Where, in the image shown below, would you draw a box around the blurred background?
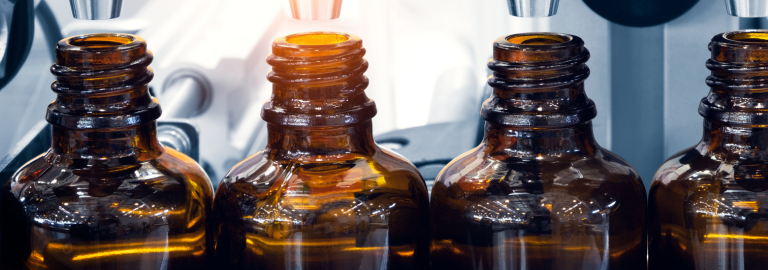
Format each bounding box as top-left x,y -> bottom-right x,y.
0,0 -> 765,191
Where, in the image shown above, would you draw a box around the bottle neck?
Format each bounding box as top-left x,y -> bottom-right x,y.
263,32 -> 375,127
483,33 -> 596,128
265,121 -> 377,161
51,122 -> 164,167
699,120 -> 768,157
482,121 -> 599,160
46,33 -> 163,170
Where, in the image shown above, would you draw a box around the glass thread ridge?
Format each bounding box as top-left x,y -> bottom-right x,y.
46,33 -> 160,129
482,32 -> 596,127
262,32 -> 376,127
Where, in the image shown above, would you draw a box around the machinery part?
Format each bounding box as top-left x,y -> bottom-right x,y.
157,120 -> 199,161
289,0 -> 342,20
159,70 -> 212,119
725,0 -> 768,17
375,120 -> 479,194
35,0 -> 63,61
375,121 -> 477,168
506,0 -> 559,17
0,0 -> 33,90
583,0 -> 698,27
0,121 -> 49,186
0,120 -> 201,188
69,0 -> 122,20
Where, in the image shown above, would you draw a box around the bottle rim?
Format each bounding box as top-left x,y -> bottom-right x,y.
57,33 -> 144,53
719,29 -> 768,45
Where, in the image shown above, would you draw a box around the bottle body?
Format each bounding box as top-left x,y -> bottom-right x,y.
431,123 -> 646,270
213,122 -> 429,269
212,32 -> 430,269
0,33 -> 213,270
430,33 -> 647,270
3,128 -> 211,269
649,30 -> 768,270
649,121 -> 768,269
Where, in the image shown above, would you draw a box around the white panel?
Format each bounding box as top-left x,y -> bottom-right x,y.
663,0 -> 739,157
549,1 -> 612,149
359,0 -> 397,134
508,15 -> 550,34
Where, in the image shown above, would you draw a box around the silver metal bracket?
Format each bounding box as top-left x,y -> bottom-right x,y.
69,0 -> 122,20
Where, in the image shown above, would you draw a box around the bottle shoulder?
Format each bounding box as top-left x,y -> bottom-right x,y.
215,147 -> 429,219
10,147 -> 210,185
650,145 -> 703,187
221,146 -> 424,187
435,145 -> 643,189
212,147 -> 430,238
650,143 -> 768,196
430,145 -> 646,235
6,148 -> 212,215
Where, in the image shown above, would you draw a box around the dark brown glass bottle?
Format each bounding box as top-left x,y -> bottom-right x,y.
649,30 -> 768,270
430,33 -> 647,270
0,34 -> 213,269
211,32 -> 430,269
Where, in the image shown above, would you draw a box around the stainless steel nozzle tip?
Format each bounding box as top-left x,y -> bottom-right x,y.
725,0 -> 768,17
69,0 -> 123,20
506,0 -> 559,17
289,0 -> 342,20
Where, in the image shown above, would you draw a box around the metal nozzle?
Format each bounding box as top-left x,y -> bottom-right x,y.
725,0 -> 768,17
289,0 -> 342,20
506,0 -> 559,17
69,0 -> 122,20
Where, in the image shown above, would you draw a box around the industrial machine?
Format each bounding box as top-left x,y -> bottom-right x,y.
0,0 -> 765,194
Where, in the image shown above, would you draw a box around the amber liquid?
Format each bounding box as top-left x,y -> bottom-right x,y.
430,32 -> 647,270
211,32 -> 430,269
0,34 -> 213,270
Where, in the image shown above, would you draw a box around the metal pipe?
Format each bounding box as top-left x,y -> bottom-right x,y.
69,0 -> 122,20
289,0 -> 342,20
506,0 -> 559,17
725,0 -> 768,17
159,76 -> 209,119
157,124 -> 192,157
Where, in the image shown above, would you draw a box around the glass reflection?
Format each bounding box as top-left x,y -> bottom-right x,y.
649,30 -> 768,270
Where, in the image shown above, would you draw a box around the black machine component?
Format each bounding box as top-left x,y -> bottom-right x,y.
0,0 -> 34,90
583,0 -> 699,27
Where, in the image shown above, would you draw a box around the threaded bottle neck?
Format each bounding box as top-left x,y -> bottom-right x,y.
47,33 -> 163,163
47,33 -> 160,129
483,32 -> 595,127
702,30 -> 768,125
262,32 -> 376,127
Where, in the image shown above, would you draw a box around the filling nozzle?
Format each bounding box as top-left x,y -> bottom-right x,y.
69,0 -> 122,20
289,0 -> 342,20
725,0 -> 768,17
506,0 -> 559,17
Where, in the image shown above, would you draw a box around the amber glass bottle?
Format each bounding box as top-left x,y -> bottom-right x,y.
649,30 -> 768,269
211,32 -> 430,269
0,33 -> 213,269
429,33 -> 647,270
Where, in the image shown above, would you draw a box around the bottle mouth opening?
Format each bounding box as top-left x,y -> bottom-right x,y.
507,33 -> 572,45
68,35 -> 135,48
724,32 -> 768,43
286,33 -> 349,45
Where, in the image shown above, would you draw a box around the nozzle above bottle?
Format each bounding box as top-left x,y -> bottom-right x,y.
289,0 -> 343,20
69,0 -> 123,20
724,0 -> 768,17
506,0 -> 559,17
